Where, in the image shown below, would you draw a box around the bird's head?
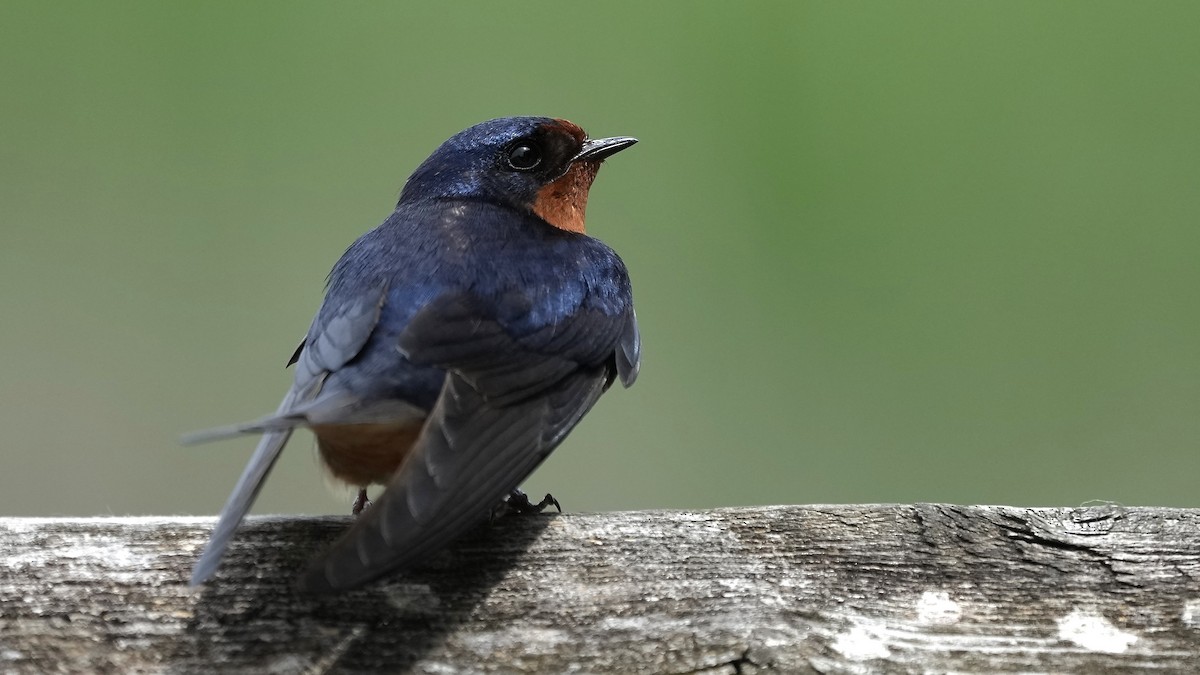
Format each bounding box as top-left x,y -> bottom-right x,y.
399,117 -> 637,234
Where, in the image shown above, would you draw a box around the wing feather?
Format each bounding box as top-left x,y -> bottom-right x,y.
302,370 -> 607,592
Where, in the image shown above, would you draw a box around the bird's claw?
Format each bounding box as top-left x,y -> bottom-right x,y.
513,490 -> 561,514
490,488 -> 561,523
352,489 -> 372,517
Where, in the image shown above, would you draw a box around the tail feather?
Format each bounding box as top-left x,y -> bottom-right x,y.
189,390 -> 300,585
180,413 -> 306,446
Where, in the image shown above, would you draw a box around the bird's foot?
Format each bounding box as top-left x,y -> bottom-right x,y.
490,488 -> 561,523
352,489 -> 372,517
507,487 -> 561,515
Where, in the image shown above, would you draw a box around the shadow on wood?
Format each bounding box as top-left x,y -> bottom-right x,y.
177,515 -> 553,672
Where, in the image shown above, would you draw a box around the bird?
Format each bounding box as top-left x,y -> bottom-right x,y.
183,116 -> 640,593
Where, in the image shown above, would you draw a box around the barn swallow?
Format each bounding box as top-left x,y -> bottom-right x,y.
184,117 -> 640,593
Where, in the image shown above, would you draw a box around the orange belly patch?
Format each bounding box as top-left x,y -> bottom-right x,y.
312,419 -> 425,487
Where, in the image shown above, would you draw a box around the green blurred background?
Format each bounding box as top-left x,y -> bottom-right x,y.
2,2 -> 1198,517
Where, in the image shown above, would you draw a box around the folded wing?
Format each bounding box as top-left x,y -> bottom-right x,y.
300,290 -> 636,592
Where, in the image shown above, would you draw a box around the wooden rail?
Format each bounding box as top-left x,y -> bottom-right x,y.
2,504 -> 1198,673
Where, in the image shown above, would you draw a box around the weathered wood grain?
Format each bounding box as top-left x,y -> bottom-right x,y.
2,505 -> 1199,673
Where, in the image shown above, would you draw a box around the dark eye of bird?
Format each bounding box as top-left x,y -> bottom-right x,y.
507,143 -> 542,171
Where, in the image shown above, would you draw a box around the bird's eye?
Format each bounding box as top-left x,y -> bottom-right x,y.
507,143 -> 542,171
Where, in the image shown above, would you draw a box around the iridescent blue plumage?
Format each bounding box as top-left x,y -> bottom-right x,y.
399,116 -> 562,204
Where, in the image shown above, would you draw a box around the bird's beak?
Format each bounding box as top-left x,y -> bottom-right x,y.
572,136 -> 638,162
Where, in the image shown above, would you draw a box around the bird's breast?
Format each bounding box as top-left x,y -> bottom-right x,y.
312,419 -> 426,487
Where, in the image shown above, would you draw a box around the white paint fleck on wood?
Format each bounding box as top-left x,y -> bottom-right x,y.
1182,599 -> 1200,628
1056,609 -> 1139,653
830,618 -> 893,661
915,590 -> 963,625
